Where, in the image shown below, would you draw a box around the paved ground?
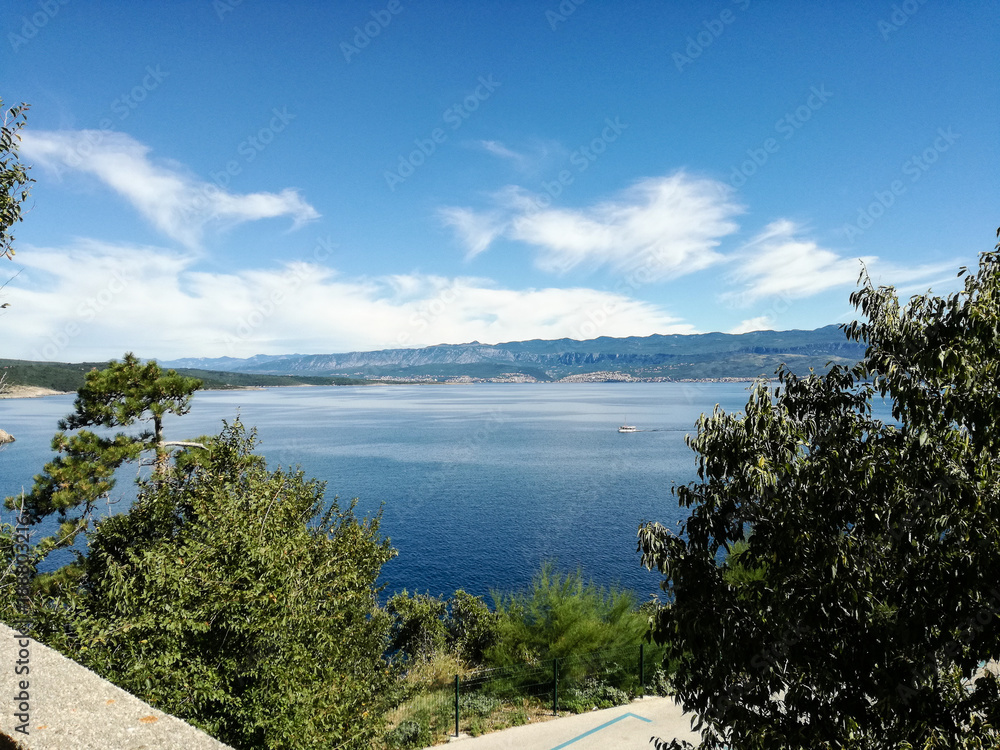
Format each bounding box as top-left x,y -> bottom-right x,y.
0,623 -> 231,750
426,696 -> 701,750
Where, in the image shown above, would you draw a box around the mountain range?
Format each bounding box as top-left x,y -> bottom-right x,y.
161,325 -> 866,382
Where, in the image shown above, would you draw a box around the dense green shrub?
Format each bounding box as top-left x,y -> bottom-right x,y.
387,590 -> 449,659
460,693 -> 502,718
387,587 -> 501,666
448,589 -> 501,662
487,561 -> 648,666
562,678 -> 632,713
30,420 -> 399,750
383,718 -> 430,749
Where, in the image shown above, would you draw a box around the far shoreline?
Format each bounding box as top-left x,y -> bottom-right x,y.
0,377 -> 774,399
0,385 -> 73,399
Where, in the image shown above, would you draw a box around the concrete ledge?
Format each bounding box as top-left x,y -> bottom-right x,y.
0,622 -> 232,750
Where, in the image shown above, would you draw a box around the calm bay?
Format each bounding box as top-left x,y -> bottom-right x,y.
3,382 -> 785,599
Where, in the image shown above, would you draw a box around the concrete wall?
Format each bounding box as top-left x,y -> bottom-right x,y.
0,622 -> 232,750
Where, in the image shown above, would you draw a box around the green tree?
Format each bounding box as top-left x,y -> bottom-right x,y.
639,233 -> 1000,749
488,561 -> 647,666
1,97 -> 34,436
1,98 -> 32,262
387,591 -> 450,660
6,353 -> 202,551
32,419 -> 398,750
386,588 -> 500,665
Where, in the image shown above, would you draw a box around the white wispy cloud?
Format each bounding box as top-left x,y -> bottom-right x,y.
474,138 -> 564,174
437,206 -> 507,259
21,130 -> 319,249
440,171 -> 743,280
478,140 -> 525,163
6,241 -> 694,361
724,220 -> 956,306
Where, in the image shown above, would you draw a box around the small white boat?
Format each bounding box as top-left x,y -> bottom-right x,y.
618,418 -> 638,433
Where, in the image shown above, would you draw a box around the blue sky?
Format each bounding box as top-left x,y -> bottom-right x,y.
2,0 -> 997,361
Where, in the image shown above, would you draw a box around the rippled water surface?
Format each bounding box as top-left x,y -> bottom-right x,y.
2,382 -> 771,598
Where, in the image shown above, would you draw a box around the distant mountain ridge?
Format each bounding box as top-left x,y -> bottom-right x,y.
161,325 -> 866,382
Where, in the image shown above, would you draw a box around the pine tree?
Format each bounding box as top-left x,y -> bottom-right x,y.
6,353 -> 202,552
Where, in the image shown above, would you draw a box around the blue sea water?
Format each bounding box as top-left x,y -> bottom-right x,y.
1,382 -> 762,599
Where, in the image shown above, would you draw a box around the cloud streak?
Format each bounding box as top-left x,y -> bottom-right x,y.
21,130 -> 319,249
6,240 -> 694,361
724,220 -> 956,306
440,171 -> 743,281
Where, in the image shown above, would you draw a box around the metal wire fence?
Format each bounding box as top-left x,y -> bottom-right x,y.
382,642 -> 671,748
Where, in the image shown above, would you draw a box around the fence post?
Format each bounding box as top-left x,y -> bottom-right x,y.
552,658 -> 559,715
454,674 -> 460,737
639,643 -> 645,697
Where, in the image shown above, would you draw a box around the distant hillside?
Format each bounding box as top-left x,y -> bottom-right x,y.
0,359 -> 372,393
160,325 -> 866,382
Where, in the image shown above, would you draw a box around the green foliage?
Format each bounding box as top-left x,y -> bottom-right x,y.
460,693 -> 501,718
6,354 -> 201,550
561,678 -> 631,713
640,234 -> 1000,749
387,588 -> 501,666
1,99 -> 33,262
721,538 -> 767,591
383,718 -> 431,749
32,419 -> 398,750
648,667 -> 673,697
0,513 -> 43,626
448,589 -> 501,663
387,591 -> 449,660
0,358 -> 369,392
488,561 -> 647,666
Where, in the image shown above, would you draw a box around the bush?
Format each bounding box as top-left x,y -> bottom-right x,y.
388,588 -> 501,667
448,589 -> 501,662
648,667 -> 673,697
561,678 -> 632,713
460,693 -> 501,718
384,719 -> 430,749
487,561 -> 647,666
387,591 -> 449,660
30,420 -> 398,750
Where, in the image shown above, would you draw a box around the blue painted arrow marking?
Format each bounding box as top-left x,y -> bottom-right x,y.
549,711 -> 653,750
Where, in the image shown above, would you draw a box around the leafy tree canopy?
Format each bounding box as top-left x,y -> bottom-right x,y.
1,98 -> 33,261
5,353 -> 201,552
31,419 -> 398,750
640,231 -> 1000,749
